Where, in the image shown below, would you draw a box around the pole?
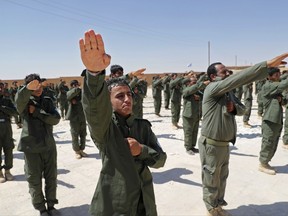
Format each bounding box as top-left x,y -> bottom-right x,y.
208,41 -> 210,66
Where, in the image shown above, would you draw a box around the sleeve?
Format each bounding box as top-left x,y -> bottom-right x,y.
15,86 -> 32,114
82,70 -> 112,147
136,122 -> 167,168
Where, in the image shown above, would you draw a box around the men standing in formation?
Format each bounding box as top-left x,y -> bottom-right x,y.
242,82 -> 253,128
57,80 -> 69,119
152,75 -> 164,116
258,67 -> 288,175
15,74 -> 61,216
198,53 -> 288,216
182,74 -> 209,155
66,80 -> 88,159
170,73 -> 183,129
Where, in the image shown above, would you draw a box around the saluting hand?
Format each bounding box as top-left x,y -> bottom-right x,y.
226,101 -> 235,113
127,137 -> 142,156
130,68 -> 146,78
79,29 -> 111,72
267,53 -> 288,67
27,80 -> 41,91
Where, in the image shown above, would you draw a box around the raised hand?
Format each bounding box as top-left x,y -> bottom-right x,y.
79,29 -> 111,72
130,68 -> 146,78
27,80 -> 41,91
267,53 -> 288,67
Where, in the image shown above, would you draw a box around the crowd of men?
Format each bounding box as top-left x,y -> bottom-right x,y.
1,29 -> 288,216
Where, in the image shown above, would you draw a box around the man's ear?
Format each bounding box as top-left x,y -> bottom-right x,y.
210,73 -> 216,81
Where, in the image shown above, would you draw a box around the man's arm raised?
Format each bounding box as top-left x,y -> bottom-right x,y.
79,29 -> 111,72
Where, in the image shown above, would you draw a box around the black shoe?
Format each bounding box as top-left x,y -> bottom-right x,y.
39,210 -> 49,216
48,206 -> 61,216
191,147 -> 199,153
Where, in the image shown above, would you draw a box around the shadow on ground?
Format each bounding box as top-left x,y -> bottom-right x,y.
58,204 -> 90,216
156,134 -> 183,141
152,167 -> 202,187
229,202 -> 288,216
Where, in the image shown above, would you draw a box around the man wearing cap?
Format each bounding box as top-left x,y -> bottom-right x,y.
0,82 -> 18,183
66,79 -> 87,159
15,74 -> 61,216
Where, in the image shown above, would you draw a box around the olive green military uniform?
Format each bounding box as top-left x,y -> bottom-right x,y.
255,79 -> 266,116
260,78 -> 288,164
82,70 -> 167,216
66,87 -> 87,152
234,85 -> 243,100
15,86 -> 60,212
182,79 -> 206,152
162,75 -> 171,109
152,77 -> 164,115
0,94 -> 17,172
243,83 -> 253,123
130,77 -> 146,119
43,86 -> 57,107
199,62 -> 268,211
282,88 -> 288,146
169,76 -> 183,126
9,85 -> 22,127
57,82 -> 69,119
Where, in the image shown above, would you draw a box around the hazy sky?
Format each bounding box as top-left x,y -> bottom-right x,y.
1,0 -> 288,80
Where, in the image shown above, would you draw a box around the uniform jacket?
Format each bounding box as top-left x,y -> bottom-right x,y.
169,76 -> 183,103
182,80 -> 206,119
152,78 -> 163,98
262,79 -> 288,124
82,71 -> 167,216
66,87 -> 85,122
201,62 -> 268,144
15,86 -> 60,153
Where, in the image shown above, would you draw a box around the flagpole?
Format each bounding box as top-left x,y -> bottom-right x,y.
208,41 -> 210,66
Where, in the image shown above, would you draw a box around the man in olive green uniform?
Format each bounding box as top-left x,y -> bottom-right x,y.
255,79 -> 266,118
152,75 -> 164,116
130,77 -> 146,119
57,80 -> 69,119
0,82 -> 18,183
259,67 -> 288,175
242,83 -> 253,128
234,85 -> 243,100
66,80 -> 87,159
41,78 -> 57,107
182,75 -> 209,155
198,54 -> 288,216
169,73 -> 183,129
9,81 -> 23,129
80,30 -> 166,216
15,74 -> 61,216
162,73 -> 171,109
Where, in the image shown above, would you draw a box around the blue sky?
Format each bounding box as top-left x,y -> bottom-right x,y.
0,0 -> 288,80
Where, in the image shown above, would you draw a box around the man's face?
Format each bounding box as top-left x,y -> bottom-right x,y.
111,70 -> 123,78
212,64 -> 230,81
110,85 -> 133,117
31,85 -> 43,97
269,71 -> 281,82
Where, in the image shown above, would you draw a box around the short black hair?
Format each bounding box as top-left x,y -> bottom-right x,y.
24,73 -> 41,85
110,65 -> 124,74
70,79 -> 79,87
106,77 -> 131,92
268,67 -> 280,76
207,62 -> 222,81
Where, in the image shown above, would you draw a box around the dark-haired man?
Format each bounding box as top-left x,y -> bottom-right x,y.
259,67 -> 288,175
198,54 -> 288,216
15,74 -> 61,216
79,29 -> 167,216
66,79 -> 87,159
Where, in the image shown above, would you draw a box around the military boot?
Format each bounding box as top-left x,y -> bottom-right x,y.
5,169 -> 14,181
0,170 -> 6,183
258,163 -> 276,175
80,150 -> 88,157
216,207 -> 232,216
207,208 -> 220,216
75,151 -> 82,159
243,121 -> 252,128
